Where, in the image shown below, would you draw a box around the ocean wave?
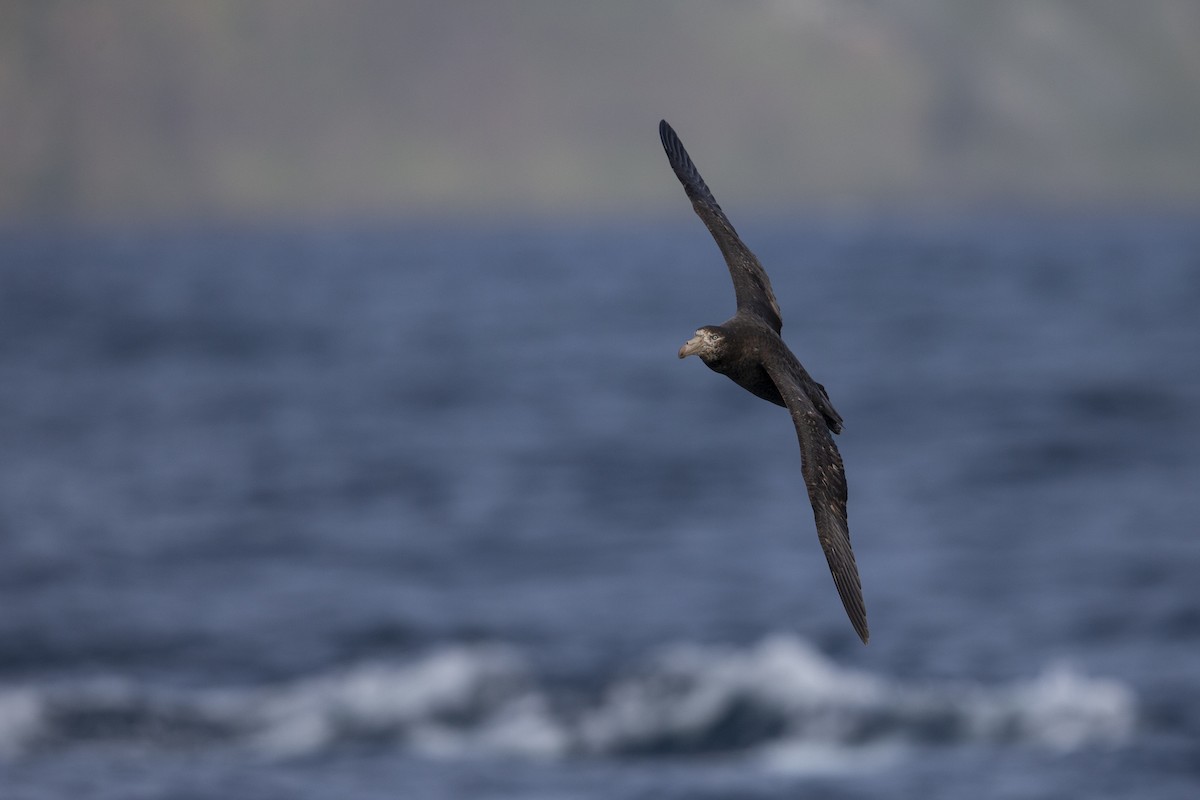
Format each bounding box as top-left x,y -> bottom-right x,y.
574,637 -> 1134,760
0,636 -> 1135,766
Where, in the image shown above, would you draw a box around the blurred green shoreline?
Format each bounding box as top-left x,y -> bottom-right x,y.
4,2 -> 1200,222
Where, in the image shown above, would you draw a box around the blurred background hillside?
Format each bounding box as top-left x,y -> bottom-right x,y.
4,0 -> 1200,222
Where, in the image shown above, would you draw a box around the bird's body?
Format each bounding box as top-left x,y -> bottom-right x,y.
691,319 -> 786,406
660,119 -> 868,643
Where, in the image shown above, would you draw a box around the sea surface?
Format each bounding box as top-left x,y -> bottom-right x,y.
1,216 -> 1198,799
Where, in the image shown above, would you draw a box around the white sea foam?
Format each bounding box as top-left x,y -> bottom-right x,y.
0,635 -> 1136,767
577,636 -> 886,755
577,635 -> 1135,766
244,644 -> 559,758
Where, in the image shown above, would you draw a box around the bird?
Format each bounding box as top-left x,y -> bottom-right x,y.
659,119 -> 868,644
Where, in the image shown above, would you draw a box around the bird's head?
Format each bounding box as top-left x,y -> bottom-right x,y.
678,326 -> 727,361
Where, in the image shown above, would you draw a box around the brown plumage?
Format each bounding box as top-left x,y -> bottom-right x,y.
661,119 -> 868,644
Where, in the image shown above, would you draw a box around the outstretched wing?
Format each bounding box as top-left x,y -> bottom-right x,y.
763,350 -> 868,643
659,120 -> 783,333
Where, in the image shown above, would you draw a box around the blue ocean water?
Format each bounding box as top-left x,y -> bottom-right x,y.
0,216 -> 1198,799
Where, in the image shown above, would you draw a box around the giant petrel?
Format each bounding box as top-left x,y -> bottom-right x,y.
660,119 -> 868,643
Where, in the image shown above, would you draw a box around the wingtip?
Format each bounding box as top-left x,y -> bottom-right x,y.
658,119 -> 693,178
658,119 -> 675,150
850,602 -> 869,644
834,568 -> 870,644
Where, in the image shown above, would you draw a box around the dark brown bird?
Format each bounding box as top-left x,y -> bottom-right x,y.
660,119 -> 868,644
